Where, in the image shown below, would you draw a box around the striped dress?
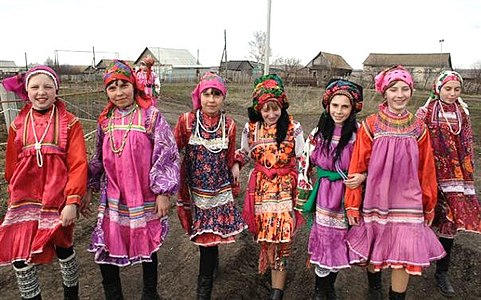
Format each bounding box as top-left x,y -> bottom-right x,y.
345,103 -> 445,275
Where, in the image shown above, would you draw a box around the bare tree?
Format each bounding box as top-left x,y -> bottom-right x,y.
273,57 -> 302,81
248,31 -> 271,65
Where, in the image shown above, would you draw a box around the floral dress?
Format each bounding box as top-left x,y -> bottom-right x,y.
235,116 -> 304,273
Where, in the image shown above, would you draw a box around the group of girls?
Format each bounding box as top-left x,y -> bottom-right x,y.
0,61 -> 479,300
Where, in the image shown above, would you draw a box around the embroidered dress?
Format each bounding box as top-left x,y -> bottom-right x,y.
0,101 -> 87,265
174,110 -> 246,246
422,100 -> 481,237
296,126 -> 355,275
345,104 -> 445,275
236,117 -> 304,273
88,105 -> 179,266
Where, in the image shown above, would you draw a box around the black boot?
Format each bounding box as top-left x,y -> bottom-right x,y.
314,273 -> 338,300
197,275 -> 213,300
435,238 -> 455,298
141,254 -> 160,300
100,264 -> 123,300
270,288 -> 284,300
63,284 -> 79,300
367,271 -> 382,300
389,287 -> 406,300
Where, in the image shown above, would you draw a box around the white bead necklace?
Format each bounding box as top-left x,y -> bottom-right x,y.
28,105 -> 56,168
191,110 -> 227,153
437,100 -> 462,135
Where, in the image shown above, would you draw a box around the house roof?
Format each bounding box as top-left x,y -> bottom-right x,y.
94,59 -> 135,69
220,60 -> 257,70
137,47 -> 200,67
0,60 -> 17,68
363,53 -> 452,67
308,52 -> 353,70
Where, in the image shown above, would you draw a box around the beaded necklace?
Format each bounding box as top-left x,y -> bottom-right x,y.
191,109 -> 227,153
108,104 -> 138,156
28,105 -> 56,167
436,100 -> 462,135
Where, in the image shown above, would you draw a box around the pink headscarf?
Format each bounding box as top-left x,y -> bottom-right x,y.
191,72 -> 227,110
1,65 -> 60,101
374,65 -> 413,94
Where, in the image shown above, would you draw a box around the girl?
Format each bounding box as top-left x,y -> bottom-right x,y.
296,79 -> 365,299
136,56 -> 160,105
417,70 -> 481,297
84,60 -> 180,300
0,65 -> 88,300
174,72 -> 246,300
234,74 -> 304,300
344,65 -> 445,300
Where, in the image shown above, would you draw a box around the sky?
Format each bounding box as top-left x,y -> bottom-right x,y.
1,0 -> 480,70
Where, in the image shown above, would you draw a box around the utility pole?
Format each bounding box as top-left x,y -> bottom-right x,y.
264,0 -> 272,75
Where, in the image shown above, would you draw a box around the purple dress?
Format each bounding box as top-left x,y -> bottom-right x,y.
88,105 -> 180,266
297,126 -> 354,275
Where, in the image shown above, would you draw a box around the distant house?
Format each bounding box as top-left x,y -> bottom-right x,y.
135,47 -> 205,82
218,60 -> 264,83
306,52 -> 353,85
362,53 -> 452,89
0,60 -> 23,79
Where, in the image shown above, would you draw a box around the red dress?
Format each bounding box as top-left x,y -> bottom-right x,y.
0,101 -> 87,265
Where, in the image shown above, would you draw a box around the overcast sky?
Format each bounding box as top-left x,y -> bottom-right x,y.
1,0 -> 480,70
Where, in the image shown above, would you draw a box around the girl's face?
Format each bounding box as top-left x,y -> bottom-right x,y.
200,88 -> 225,116
139,62 -> 148,71
384,80 -> 411,114
106,80 -> 135,109
439,80 -> 462,104
27,74 -> 57,110
260,100 -> 281,126
329,94 -> 353,126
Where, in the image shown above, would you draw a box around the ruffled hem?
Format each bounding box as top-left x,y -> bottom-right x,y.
307,224 -> 350,269
346,220 -> 445,274
88,214 -> 169,266
192,232 -> 238,246
191,201 -> 246,238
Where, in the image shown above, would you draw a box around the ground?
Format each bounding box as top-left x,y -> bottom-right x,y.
0,89 -> 480,300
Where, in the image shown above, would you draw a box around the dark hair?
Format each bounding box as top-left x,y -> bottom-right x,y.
105,79 -> 144,99
314,110 -> 357,165
248,106 -> 290,147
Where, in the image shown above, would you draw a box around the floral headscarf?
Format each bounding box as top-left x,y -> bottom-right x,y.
1,65 -> 60,101
98,59 -> 152,123
191,72 -> 227,110
322,79 -> 363,113
252,74 -> 288,111
374,65 -> 413,94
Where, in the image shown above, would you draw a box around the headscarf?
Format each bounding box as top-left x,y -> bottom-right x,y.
419,70 -> 469,115
322,79 -> 363,113
1,65 -> 60,101
252,74 -> 288,111
374,65 -> 414,94
191,72 -> 227,110
140,56 -> 155,68
98,59 -> 152,123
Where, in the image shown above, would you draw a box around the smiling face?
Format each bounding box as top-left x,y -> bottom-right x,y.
329,94 -> 353,126
439,80 -> 462,104
27,73 -> 57,110
106,79 -> 135,109
260,100 -> 282,126
384,80 -> 412,114
200,88 -> 225,116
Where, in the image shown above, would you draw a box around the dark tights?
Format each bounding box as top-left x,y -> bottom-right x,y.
199,246 -> 218,277
437,237 -> 454,272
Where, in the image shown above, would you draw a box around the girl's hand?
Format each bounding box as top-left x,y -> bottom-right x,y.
155,195 -> 170,218
344,173 -> 366,189
425,217 -> 434,226
60,204 -> 78,227
231,163 -> 240,185
80,188 -> 95,218
348,215 -> 359,226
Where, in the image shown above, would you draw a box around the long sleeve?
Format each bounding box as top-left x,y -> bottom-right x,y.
227,119 -> 237,169
173,113 -> 189,151
293,121 -> 305,158
234,122 -> 251,167
149,111 -> 180,195
417,128 -> 438,221
295,128 -> 317,211
5,126 -> 17,183
344,120 -> 373,218
65,119 -> 88,205
87,125 -> 105,191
